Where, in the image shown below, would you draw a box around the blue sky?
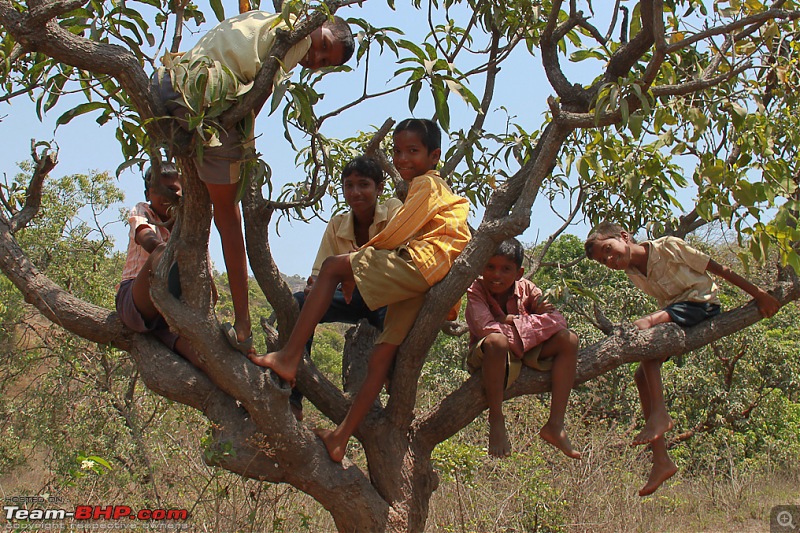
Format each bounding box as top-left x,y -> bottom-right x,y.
0,1 -> 595,277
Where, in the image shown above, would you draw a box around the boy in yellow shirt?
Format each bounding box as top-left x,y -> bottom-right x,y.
289,155 -> 402,419
250,119 -> 471,462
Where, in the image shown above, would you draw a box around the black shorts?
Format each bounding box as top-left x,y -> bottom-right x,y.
664,301 -> 721,327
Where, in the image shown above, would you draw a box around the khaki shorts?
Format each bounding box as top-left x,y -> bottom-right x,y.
350,246 -> 430,345
467,336 -> 552,389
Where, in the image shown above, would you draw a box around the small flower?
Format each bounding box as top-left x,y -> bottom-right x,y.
80,459 -> 97,471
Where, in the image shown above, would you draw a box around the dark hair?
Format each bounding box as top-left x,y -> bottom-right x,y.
494,238 -> 525,268
324,16 -> 355,64
394,118 -> 442,152
144,162 -> 179,193
584,221 -> 631,258
342,156 -> 384,186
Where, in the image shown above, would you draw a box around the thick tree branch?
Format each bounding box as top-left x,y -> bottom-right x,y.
414,278 -> 799,450
540,0 -> 592,111
0,0 -> 167,135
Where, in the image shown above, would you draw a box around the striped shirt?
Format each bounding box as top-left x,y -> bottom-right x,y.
120,202 -> 171,283
625,236 -> 720,307
362,170 -> 471,286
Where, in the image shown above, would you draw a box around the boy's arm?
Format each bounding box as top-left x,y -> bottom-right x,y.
511,281 -> 568,349
134,225 -> 166,254
706,259 -> 780,317
465,285 -> 516,345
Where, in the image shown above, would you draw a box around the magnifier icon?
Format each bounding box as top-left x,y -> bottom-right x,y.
778,510 -> 796,530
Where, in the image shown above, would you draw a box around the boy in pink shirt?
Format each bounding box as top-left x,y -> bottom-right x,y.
466,238 -> 580,459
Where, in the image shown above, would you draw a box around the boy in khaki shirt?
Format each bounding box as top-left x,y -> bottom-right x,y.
585,222 -> 780,496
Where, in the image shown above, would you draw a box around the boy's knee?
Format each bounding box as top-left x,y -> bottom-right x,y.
482,333 -> 509,352
320,254 -> 352,277
146,242 -> 167,269
565,329 -> 579,349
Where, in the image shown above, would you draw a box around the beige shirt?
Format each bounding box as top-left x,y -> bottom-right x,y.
625,236 -> 720,307
161,11 -> 310,113
311,198 -> 404,276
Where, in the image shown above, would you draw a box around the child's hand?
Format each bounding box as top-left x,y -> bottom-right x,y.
533,296 -> 555,314
755,291 -> 780,318
500,314 -> 515,325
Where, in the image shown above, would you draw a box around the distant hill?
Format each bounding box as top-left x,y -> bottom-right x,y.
282,273 -> 307,293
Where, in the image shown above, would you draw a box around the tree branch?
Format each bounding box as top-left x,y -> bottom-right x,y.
414,278 -> 800,450
9,142 -> 57,233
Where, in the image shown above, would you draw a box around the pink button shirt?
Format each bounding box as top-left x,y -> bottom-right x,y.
465,277 -> 567,358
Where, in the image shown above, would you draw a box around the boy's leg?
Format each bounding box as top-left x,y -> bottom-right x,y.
537,329 -> 581,459
475,334 -> 512,457
633,366 -> 678,496
288,287 -> 376,421
206,182 -> 251,345
130,243 -> 166,322
316,342 -> 398,462
249,254 -> 354,383
632,310 -> 674,445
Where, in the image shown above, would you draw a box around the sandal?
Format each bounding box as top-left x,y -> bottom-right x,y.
222,322 -> 253,355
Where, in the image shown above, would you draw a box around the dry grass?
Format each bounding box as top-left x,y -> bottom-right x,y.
426,396 -> 800,533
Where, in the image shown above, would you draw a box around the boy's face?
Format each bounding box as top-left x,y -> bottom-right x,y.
300,26 -> 346,69
392,130 -> 441,182
342,171 -> 381,216
481,255 -> 523,298
589,234 -> 631,270
147,173 -> 182,220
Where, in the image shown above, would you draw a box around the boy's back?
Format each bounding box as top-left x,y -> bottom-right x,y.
624,236 -> 720,307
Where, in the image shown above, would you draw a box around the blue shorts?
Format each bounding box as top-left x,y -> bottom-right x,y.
664,301 -> 721,327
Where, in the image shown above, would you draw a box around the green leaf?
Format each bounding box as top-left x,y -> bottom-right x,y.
55,102 -> 108,127
409,80 -> 422,112
433,80 -> 450,132
628,111 -> 644,139
397,39 -> 427,62
209,0 -> 225,22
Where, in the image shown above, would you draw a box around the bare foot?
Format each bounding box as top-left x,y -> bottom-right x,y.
631,412 -> 674,446
247,350 -> 297,386
539,422 -> 581,459
639,459 -> 678,497
314,428 -> 347,463
488,415 -> 511,458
